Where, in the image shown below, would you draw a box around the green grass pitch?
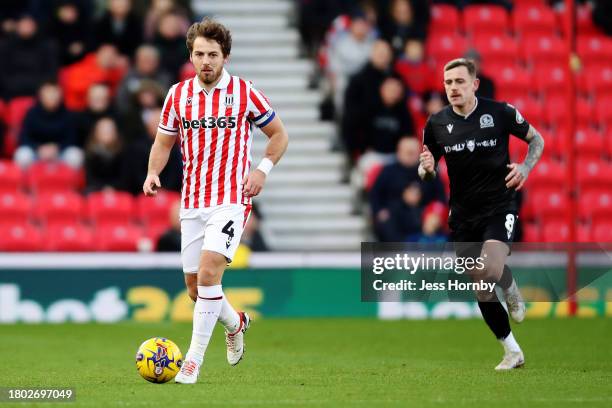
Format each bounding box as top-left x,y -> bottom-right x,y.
2,318 -> 611,407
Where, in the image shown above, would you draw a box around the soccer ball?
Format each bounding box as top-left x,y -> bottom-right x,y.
135,337 -> 183,383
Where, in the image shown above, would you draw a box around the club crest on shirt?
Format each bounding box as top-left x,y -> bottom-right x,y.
225,94 -> 234,106
186,96 -> 192,106
479,114 -> 494,129
466,139 -> 475,152
446,124 -> 453,134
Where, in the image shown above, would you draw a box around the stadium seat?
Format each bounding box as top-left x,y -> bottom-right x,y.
542,221 -> 570,242
96,225 -> 143,251
544,97 -> 569,129
557,3 -> 601,37
426,34 -> 468,66
575,98 -> 594,128
463,5 -> 509,37
577,35 -> 612,67
0,160 -> 23,192
27,162 -> 82,193
594,96 -> 612,128
534,65 -> 570,101
531,190 -> 570,222
503,96 -> 543,126
581,66 -> 612,99
0,224 -> 43,251
87,191 -> 136,227
4,96 -> 35,128
472,35 -> 519,67
0,192 -> 32,226
525,160 -> 566,190
494,66 -> 532,99
521,223 -> 540,242
35,191 -> 85,227
576,159 -> 612,190
574,128 -> 603,161
509,137 -> 528,162
513,4 -> 557,38
45,223 -> 95,252
577,223 -> 592,243
592,223 -> 612,242
522,35 -> 566,66
578,190 -> 612,223
136,190 -> 180,228
429,4 -> 461,36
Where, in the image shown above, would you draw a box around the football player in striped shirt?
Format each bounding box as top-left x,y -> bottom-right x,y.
143,17 -> 288,384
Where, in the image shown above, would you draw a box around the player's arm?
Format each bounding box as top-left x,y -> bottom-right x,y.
143,131 -> 177,196
242,115 -> 289,197
505,125 -> 545,191
418,120 -> 440,181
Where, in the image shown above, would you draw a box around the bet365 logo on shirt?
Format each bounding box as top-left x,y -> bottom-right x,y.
182,116 -> 237,129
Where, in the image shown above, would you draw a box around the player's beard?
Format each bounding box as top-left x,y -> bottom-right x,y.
199,65 -> 223,85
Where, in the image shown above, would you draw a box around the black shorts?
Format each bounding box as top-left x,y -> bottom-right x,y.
450,212 -> 518,258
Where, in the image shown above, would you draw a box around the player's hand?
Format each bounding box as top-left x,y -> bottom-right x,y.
242,170 -> 266,197
419,145 -> 435,174
505,163 -> 529,191
143,174 -> 161,196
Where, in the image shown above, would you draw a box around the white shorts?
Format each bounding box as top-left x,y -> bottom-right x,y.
180,204 -> 252,273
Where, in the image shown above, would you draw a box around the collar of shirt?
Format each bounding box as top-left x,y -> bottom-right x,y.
193,68 -> 231,94
451,97 -> 479,120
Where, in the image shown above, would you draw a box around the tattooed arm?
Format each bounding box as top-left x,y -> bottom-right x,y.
505,125 -> 545,191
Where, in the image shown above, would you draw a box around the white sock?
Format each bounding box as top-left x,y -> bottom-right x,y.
217,296 -> 240,334
500,332 -> 522,353
185,285 -> 223,365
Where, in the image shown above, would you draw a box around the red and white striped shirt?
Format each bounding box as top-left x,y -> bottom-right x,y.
158,69 -> 275,208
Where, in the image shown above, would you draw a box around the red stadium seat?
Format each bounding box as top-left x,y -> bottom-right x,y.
504,96 -> 543,126
96,225 -> 143,251
521,223 -> 540,242
472,35 -> 519,67
594,96 -> 612,128
581,66 -> 612,99
463,5 -> 509,37
87,191 -> 135,227
0,192 -> 32,226
522,35 -> 566,66
136,190 -> 180,228
0,160 -> 23,193
4,96 -> 35,127
509,137 -> 528,162
525,160 -> 566,190
0,224 -> 43,251
35,191 -> 85,227
577,223 -> 592,243
558,3 -> 601,37
544,97 -> 569,129
494,66 -> 532,99
531,190 -> 570,222
534,65 -> 570,100
577,35 -> 612,67
429,4 -> 461,36
542,221 -> 570,242
45,223 -> 95,252
579,190 -> 612,223
592,223 -> 612,242
426,34 -> 468,65
575,98 -> 594,128
513,5 -> 557,37
27,162 -> 82,193
574,128 -> 603,161
577,159 -> 612,190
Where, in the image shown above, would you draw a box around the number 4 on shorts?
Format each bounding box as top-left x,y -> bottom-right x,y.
222,221 -> 235,249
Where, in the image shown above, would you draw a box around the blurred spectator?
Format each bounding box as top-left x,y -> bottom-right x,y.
380,0 -> 429,55
0,1 -> 28,38
464,49 -> 495,100
592,1 -> 612,36
407,201 -> 448,243
370,137 -> 445,230
62,44 -> 128,110
153,11 -> 189,80
411,90 -> 447,135
342,40 -> 393,162
93,0 -> 143,58
298,0 -> 347,59
364,77 -> 413,155
14,81 -> 82,169
327,11 -> 376,116
143,0 -> 191,42
75,83 -> 118,148
242,204 -> 268,252
0,14 -> 59,99
116,44 -> 172,113
156,199 -> 181,252
394,39 -> 435,95
431,0 -> 512,10
121,107 -> 182,195
48,0 -> 92,66
84,117 -> 125,192
121,79 -> 166,144
375,182 -> 424,241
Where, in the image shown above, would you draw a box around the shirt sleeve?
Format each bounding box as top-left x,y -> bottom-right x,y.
247,81 -> 276,128
158,85 -> 179,136
503,102 -> 530,141
423,118 -> 443,163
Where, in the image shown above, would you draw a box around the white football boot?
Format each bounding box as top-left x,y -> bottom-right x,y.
226,312 -> 251,366
495,351 -> 525,371
503,280 -> 526,323
175,359 -> 201,384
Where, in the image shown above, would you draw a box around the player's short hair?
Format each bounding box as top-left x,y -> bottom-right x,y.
444,58 -> 476,77
186,17 -> 232,57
